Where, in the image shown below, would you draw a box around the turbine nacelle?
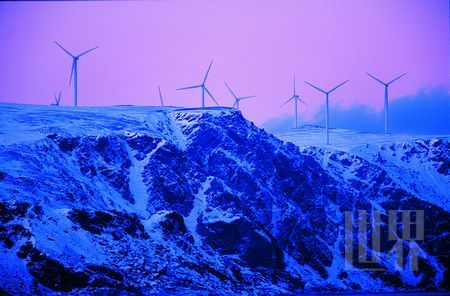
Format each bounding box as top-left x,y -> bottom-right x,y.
304,79 -> 349,144
304,80 -> 349,95
224,82 -> 256,110
55,41 -> 99,107
280,76 -> 308,129
177,60 -> 219,108
366,72 -> 406,133
51,91 -> 62,106
281,76 -> 307,108
366,72 -> 407,87
280,95 -> 307,108
158,86 -> 165,107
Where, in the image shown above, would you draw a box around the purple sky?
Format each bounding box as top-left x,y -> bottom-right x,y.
0,0 -> 448,125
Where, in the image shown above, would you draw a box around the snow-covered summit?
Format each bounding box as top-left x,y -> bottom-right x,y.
274,125 -> 450,152
0,103 -> 237,146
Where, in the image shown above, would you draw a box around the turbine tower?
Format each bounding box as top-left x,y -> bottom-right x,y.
366,72 -> 406,133
55,41 -> 99,107
51,91 -> 61,106
305,79 -> 349,145
280,76 -> 307,128
177,60 -> 219,108
158,86 -> 164,106
224,81 -> 256,110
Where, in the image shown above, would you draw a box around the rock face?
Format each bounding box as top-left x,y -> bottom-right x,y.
0,106 -> 449,295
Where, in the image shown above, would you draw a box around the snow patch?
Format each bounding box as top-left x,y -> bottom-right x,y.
185,177 -> 212,245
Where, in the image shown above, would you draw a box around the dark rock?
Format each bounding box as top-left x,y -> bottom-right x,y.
0,224 -> 30,248
17,241 -> 33,258
26,246 -> 90,292
67,209 -> 149,239
158,211 -> 194,246
199,217 -> 284,270
67,209 -> 114,235
47,134 -> 80,153
159,211 -> 188,236
126,134 -> 160,161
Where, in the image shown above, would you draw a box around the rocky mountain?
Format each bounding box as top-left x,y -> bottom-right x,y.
0,104 -> 448,295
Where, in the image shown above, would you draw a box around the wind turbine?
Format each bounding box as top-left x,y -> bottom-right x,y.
280,76 -> 307,128
55,41 -> 99,107
366,72 -> 406,133
177,60 -> 219,108
305,79 -> 349,145
51,91 -> 61,106
224,81 -> 256,110
158,86 -> 164,106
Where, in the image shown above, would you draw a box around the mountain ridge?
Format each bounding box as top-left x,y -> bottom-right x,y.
0,104 -> 448,294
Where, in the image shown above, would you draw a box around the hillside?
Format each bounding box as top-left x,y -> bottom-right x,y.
0,104 -> 449,295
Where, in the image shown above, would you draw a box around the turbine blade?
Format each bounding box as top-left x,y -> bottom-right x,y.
58,91 -> 61,103
54,41 -> 74,57
224,81 -> 238,99
387,73 -> 407,85
280,96 -> 295,108
177,85 -> 202,91
158,86 -> 164,106
69,61 -> 75,85
204,87 -> 219,106
304,81 -> 327,94
238,95 -> 257,100
329,80 -> 349,93
232,100 -> 237,108
293,75 -> 296,95
366,72 -> 386,85
299,97 -> 308,105
77,46 -> 99,58
203,60 -> 213,84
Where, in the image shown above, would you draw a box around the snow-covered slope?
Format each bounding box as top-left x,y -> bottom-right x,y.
274,125 -> 450,152
275,126 -> 450,211
0,104 -> 449,295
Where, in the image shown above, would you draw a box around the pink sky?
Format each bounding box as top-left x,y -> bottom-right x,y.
0,0 -> 448,125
